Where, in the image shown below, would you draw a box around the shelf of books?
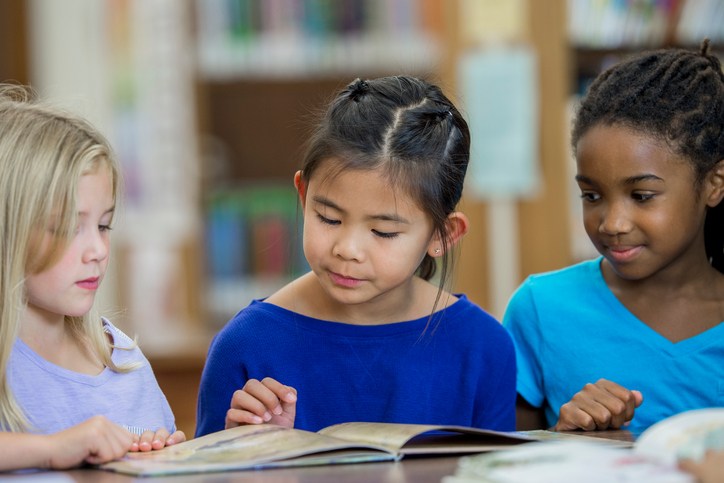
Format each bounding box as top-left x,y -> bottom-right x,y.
194,0 -> 445,80
568,0 -> 724,95
203,183 -> 309,325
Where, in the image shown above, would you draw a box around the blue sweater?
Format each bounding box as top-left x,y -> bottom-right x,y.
196,295 -> 516,436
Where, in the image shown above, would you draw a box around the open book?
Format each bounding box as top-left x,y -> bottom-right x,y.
445,408 -> 724,483
100,422 -> 537,476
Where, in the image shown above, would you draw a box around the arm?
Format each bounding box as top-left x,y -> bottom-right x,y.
554,379 -> 643,431
226,377 -> 297,429
0,416 -> 132,471
679,450 -> 724,483
516,394 -> 547,430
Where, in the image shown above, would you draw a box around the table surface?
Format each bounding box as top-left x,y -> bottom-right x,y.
4,430 -> 637,483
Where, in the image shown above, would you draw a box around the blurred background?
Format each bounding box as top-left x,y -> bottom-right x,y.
1,0 -> 722,436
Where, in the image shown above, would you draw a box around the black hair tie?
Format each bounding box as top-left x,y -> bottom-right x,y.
348,78 -> 369,102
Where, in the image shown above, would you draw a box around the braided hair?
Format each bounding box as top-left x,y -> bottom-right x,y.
572,39 -> 724,272
300,75 -> 470,289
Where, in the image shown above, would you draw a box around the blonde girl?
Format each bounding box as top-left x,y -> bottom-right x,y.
0,84 -> 184,471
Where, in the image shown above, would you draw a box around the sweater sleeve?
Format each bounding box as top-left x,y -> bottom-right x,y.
502,279 -> 546,408
195,322 -> 249,437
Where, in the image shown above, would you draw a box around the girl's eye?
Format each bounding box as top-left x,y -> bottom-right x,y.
316,213 -> 340,225
99,224 -> 113,232
580,191 -> 600,202
372,230 -> 399,239
632,192 -> 655,202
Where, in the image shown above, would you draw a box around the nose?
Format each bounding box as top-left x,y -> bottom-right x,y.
82,228 -> 110,263
598,200 -> 633,236
331,228 -> 364,262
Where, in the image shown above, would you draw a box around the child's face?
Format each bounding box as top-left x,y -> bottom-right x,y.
298,161 -> 436,309
25,167 -> 114,321
575,124 -> 710,281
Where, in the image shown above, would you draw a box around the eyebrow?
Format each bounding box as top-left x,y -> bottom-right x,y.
575,174 -> 664,186
312,196 -> 410,224
78,206 -> 116,217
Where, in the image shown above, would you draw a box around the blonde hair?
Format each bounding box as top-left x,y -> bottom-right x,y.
0,84 -> 132,431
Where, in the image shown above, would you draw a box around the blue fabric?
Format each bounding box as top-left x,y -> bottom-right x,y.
503,257 -> 724,433
8,318 -> 176,435
195,294 -> 516,436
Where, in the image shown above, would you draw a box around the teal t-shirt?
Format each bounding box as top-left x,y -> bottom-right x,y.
503,257 -> 724,433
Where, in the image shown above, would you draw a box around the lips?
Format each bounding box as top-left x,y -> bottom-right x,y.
606,245 -> 643,263
329,271 -> 363,288
76,277 -> 100,290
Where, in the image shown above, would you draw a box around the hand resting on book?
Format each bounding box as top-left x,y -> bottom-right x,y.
227,377 -> 298,429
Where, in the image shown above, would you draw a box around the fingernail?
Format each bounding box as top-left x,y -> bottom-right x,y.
272,405 -> 283,415
285,392 -> 297,403
263,411 -> 272,421
251,416 -> 263,424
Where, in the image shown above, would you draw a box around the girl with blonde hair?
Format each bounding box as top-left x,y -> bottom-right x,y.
0,84 -> 184,471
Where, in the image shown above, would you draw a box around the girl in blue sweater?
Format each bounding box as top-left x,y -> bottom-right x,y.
196,75 -> 516,435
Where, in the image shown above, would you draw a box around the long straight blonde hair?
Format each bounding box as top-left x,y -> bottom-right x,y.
0,84 -> 132,431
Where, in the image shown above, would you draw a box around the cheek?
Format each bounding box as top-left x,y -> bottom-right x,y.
581,207 -> 602,239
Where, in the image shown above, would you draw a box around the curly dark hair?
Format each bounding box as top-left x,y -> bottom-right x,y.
572,39 -> 724,272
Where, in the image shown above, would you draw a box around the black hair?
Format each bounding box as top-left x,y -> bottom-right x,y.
572,39 -> 724,272
300,75 -> 471,293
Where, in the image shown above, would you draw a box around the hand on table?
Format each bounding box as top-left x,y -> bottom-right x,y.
554,378 -> 643,431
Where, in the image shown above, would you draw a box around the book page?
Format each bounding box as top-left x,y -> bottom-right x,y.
100,424 -> 394,476
634,408 -> 724,466
318,422 -> 535,455
443,440 -> 692,483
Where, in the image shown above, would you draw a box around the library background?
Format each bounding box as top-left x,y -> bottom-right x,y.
1,0 -> 722,436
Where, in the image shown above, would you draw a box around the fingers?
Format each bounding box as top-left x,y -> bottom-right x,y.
74,417 -> 134,466
128,428 -> 185,452
166,430 -> 186,446
679,450 -> 724,483
225,378 -> 297,429
133,428 -> 169,452
555,379 -> 642,431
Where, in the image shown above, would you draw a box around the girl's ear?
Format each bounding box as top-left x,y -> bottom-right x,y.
706,159 -> 724,207
427,212 -> 470,257
294,170 -> 306,206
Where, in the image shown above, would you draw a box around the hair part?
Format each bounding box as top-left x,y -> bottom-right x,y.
299,75 -> 471,321
0,84 -> 132,431
572,39 -> 724,272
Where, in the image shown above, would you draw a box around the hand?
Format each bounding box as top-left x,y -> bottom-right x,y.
44,415 -> 134,468
679,450 -> 724,483
554,379 -> 643,431
226,377 -> 297,429
129,428 -> 186,452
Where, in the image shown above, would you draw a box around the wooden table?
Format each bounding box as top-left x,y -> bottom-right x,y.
8,431 -> 636,483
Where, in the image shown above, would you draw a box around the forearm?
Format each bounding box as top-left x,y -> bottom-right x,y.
0,432 -> 54,471
515,394 -> 548,431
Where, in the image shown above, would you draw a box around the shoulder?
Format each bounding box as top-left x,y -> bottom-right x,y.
447,295 -> 511,340
508,258 -> 602,305
102,318 -> 137,350
524,257 -> 601,290
208,299 -> 293,352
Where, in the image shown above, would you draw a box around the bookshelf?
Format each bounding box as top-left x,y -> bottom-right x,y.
568,0 -> 724,95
